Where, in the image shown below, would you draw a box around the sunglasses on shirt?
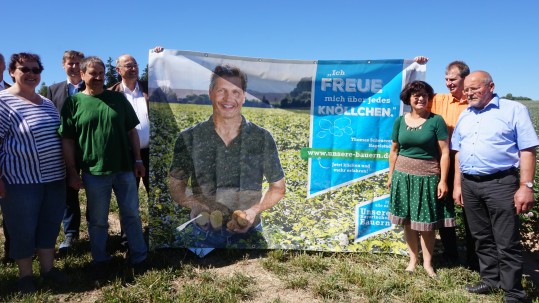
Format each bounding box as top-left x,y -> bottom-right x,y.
17,67 -> 43,74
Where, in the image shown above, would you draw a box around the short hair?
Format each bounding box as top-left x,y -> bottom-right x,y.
400,81 -> 434,105
0,53 -> 5,65
210,64 -> 247,92
8,53 -> 44,81
446,61 -> 470,78
62,50 -> 84,63
115,54 -> 136,67
80,56 -> 105,72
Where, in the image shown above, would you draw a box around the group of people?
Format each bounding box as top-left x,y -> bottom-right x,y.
0,50 -> 536,302
388,58 -> 537,303
0,48 -> 159,294
0,48 -> 287,295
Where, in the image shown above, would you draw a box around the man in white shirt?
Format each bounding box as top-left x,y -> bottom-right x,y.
109,47 -> 163,192
110,54 -> 150,192
109,47 -> 163,245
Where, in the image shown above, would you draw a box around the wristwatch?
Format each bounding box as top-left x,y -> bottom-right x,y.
521,181 -> 535,190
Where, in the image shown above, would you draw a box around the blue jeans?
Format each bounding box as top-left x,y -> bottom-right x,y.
62,185 -> 82,237
0,180 -> 65,259
82,172 -> 147,264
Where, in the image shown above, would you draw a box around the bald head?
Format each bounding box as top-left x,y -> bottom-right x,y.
116,54 -> 139,82
463,70 -> 495,109
469,70 -> 493,85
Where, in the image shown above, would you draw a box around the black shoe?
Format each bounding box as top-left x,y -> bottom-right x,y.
133,259 -> 150,276
41,267 -> 70,287
465,282 -> 494,294
17,276 -> 36,294
91,261 -> 111,283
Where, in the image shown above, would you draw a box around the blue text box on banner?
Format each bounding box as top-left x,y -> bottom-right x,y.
306,60 -> 403,197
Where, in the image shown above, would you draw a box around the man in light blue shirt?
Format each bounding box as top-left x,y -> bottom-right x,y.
452,70 -> 538,303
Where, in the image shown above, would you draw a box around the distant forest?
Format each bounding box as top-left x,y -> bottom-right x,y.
38,60 -> 536,103
502,93 -> 532,101
149,77 -> 313,109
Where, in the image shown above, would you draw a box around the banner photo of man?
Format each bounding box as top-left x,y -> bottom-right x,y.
148,50 -> 425,256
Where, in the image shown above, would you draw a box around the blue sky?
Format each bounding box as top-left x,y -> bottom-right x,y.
3,0 -> 538,100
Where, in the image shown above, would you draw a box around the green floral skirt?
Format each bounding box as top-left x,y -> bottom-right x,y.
388,155 -> 455,231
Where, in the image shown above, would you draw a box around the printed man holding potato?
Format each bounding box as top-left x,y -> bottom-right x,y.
168,64 -> 286,248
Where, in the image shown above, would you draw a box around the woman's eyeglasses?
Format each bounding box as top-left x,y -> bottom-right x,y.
17,67 -> 43,74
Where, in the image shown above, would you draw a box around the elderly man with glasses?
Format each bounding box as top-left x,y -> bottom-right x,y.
108,47 -> 163,247
452,70 -> 537,303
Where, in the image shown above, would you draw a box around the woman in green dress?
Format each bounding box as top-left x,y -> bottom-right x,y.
387,80 -> 453,278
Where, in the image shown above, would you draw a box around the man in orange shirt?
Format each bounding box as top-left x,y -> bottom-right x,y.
415,57 -> 478,270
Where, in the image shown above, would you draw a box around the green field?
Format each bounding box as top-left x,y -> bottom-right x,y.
149,103 -> 406,253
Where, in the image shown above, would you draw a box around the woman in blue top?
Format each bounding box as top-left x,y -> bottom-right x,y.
387,81 -> 454,278
0,53 -> 66,294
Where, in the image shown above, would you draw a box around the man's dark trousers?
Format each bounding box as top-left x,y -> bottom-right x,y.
461,172 -> 526,302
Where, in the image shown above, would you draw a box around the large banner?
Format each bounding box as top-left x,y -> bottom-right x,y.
148,50 -> 424,256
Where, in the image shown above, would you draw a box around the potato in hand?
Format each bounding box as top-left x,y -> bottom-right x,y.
195,211 -> 210,227
233,210 -> 249,227
210,210 -> 223,230
226,219 -> 239,231
227,210 -> 250,231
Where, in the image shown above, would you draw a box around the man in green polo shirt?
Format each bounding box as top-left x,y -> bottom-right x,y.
59,56 -> 148,281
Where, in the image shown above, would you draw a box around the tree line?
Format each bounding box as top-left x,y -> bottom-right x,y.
38,57 -> 148,96
38,67 -> 534,104
502,93 -> 532,101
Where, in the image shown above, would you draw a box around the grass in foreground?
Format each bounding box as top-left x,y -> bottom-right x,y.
0,176 -> 538,302
1,244 -> 538,303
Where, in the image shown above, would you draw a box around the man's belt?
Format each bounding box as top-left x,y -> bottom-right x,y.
462,167 -> 517,182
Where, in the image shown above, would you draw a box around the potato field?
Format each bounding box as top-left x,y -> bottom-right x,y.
148,103 -> 407,253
